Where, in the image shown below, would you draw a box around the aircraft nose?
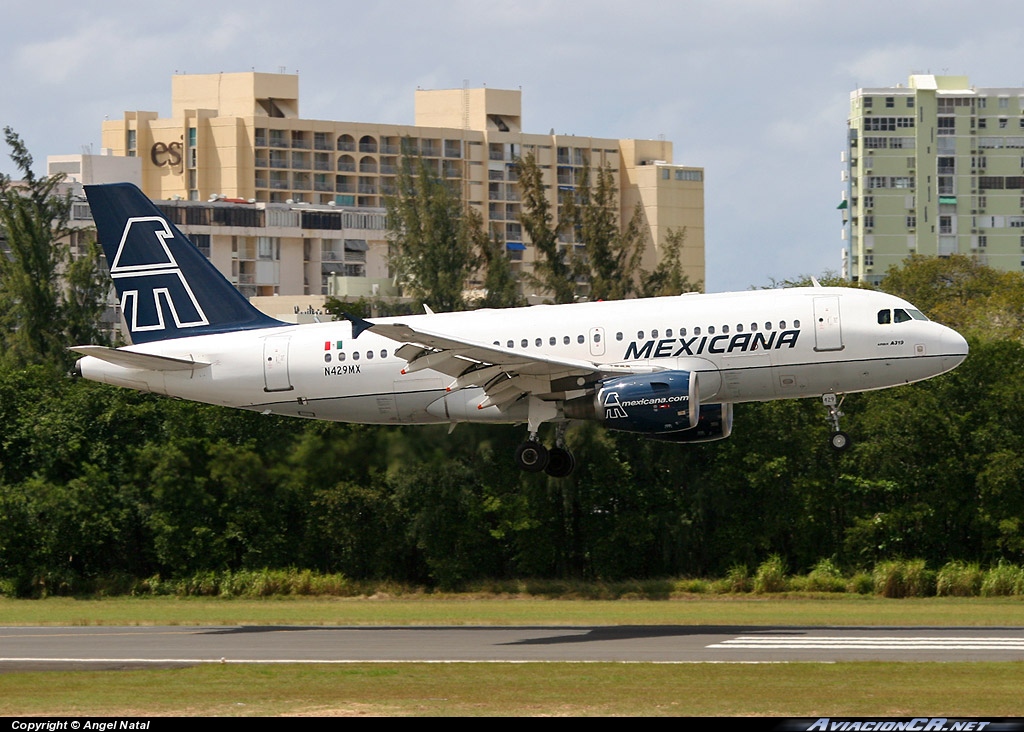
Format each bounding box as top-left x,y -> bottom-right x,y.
941,327 -> 969,371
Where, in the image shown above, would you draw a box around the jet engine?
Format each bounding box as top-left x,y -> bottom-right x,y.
647,402 -> 734,443
564,371 -> 699,434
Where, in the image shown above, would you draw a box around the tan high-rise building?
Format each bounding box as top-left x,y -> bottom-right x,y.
102,72 -> 704,298
844,74 -> 1024,284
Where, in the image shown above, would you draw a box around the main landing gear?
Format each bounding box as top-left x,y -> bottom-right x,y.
515,422 -> 576,477
822,393 -> 851,452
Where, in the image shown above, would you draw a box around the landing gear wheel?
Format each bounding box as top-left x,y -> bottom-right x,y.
830,431 -> 851,452
545,446 -> 576,478
515,441 -> 549,472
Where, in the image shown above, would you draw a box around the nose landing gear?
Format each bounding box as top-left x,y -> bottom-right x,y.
822,393 -> 851,452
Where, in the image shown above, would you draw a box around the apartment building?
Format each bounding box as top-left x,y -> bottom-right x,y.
100,72 -> 704,297
844,74 -> 1024,284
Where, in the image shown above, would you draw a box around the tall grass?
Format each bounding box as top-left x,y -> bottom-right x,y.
4,561 -> 1024,599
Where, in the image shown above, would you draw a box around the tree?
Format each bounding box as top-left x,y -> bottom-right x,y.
570,163 -> 648,301
0,127 -> 107,367
514,152 -> 576,304
881,254 -> 1024,339
474,206 -> 524,309
385,149 -> 480,312
639,226 -> 700,297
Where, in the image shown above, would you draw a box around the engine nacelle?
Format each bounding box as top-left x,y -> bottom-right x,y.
648,402 -> 734,443
564,371 -> 699,434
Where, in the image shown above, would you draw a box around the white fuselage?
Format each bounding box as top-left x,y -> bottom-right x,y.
77,287 -> 969,425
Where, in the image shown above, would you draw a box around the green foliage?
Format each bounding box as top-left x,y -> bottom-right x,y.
475,221 -> 524,308
514,152 -> 576,303
0,128 -> 108,368
980,561 -> 1024,597
935,561 -> 983,597
873,559 -> 935,598
640,227 -> 701,296
385,149 -> 480,312
805,559 -> 847,593
569,163 -> 647,301
753,555 -> 789,593
881,253 -> 1024,339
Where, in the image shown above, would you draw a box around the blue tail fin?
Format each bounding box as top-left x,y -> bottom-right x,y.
85,183 -> 286,344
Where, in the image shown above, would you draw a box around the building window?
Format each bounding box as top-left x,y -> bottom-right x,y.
906,215 -> 916,228
886,97 -> 895,108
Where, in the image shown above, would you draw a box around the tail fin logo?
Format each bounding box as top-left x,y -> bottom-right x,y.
111,216 -> 210,333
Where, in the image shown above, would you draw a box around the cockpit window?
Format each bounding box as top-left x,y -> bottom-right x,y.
879,308 -> 930,325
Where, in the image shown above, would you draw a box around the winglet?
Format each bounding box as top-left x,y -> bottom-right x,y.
342,312 -> 374,339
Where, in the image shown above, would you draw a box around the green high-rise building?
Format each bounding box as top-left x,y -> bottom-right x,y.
844,74 -> 1024,283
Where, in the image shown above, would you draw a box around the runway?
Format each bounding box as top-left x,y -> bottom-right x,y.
4,625 -> 1024,669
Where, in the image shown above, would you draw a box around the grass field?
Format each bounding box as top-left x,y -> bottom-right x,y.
2,594 -> 1023,717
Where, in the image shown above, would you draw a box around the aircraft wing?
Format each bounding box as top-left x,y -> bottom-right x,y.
69,345 -> 210,372
368,321 -> 659,409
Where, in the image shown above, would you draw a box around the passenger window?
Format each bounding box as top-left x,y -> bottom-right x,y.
780,321 -> 787,329
577,335 -> 585,344
352,352 -> 360,360
521,339 -> 528,348
680,327 -> 687,336
550,336 -> 557,346
507,340 -> 514,348
708,326 -> 716,334
694,327 -> 701,335
381,350 -> 388,358
736,324 -> 743,333
339,352 -> 346,361
722,325 -> 730,334
593,332 -> 601,343
366,350 -> 373,359
764,322 -> 772,331
878,310 -> 891,324
563,336 -> 570,345
666,328 -> 673,337
794,319 -> 800,328
637,330 -> 645,339
750,322 -> 757,331
615,332 -> 623,341
535,338 -> 542,347
651,329 -> 659,338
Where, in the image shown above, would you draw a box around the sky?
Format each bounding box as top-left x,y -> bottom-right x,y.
3,0 -> 1024,292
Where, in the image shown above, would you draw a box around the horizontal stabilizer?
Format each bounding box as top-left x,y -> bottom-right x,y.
70,345 -> 209,372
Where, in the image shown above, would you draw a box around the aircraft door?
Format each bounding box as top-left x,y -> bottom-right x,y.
263,335 -> 294,392
813,296 -> 844,352
589,327 -> 606,357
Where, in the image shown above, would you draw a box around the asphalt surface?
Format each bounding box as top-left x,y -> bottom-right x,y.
3,625 -> 1024,669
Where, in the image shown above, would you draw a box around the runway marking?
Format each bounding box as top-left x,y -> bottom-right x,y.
710,635 -> 1024,650
0,657 -> 787,665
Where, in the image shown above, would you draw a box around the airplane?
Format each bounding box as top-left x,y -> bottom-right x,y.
72,182 -> 969,477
